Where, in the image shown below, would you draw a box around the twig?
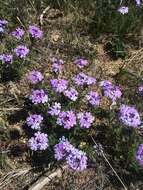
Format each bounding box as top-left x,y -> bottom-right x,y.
28,165 -> 67,190
0,107 -> 21,111
39,6 -> 50,26
91,135 -> 128,190
0,150 -> 10,154
28,0 -> 37,12
16,17 -> 27,30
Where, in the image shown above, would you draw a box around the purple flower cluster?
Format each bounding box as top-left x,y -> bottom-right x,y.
54,137 -> 87,171
27,70 -> 44,84
67,148 -> 87,171
74,58 -> 88,68
77,112 -> 94,128
118,6 -> 129,14
50,79 -> 68,93
14,45 -> 29,58
28,131 -> 48,151
73,73 -> 96,86
136,144 -> 143,166
26,114 -> 43,130
64,88 -> 78,101
11,27 -> 25,39
119,105 -> 141,127
100,80 -> 122,102
29,89 -> 48,104
86,91 -> 100,106
54,137 -> 74,160
57,111 -> 76,129
28,25 -> 43,39
0,54 -> 13,64
48,102 -> 61,116
51,57 -> 64,73
0,19 -> 8,33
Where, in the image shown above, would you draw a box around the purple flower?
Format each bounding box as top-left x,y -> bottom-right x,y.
14,45 -> 29,58
135,144 -> 143,166
104,85 -> 122,102
135,0 -> 142,6
28,25 -> 43,39
48,102 -> 61,116
64,88 -> 78,101
74,58 -> 88,68
66,148 -> 87,171
54,137 -> 88,171
28,131 -> 48,151
100,82 -> 122,102
26,114 -> 43,130
0,19 -> 8,33
50,57 -> 64,65
73,73 -> 87,86
57,111 -> 77,129
86,91 -> 100,106
54,137 -> 74,160
118,6 -> 129,14
0,19 -> 8,27
0,54 -> 13,64
50,57 -> 64,73
99,80 -> 112,88
27,70 -> 44,84
29,89 -> 48,104
86,76 -> 96,85
73,73 -> 96,86
138,86 -> 143,95
52,63 -> 62,73
50,79 -> 68,93
11,27 -> 25,39
119,105 -> 141,127
77,112 -> 94,129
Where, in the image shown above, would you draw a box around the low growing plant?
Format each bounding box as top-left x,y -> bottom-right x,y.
24,57 -> 143,172
0,19 -> 43,82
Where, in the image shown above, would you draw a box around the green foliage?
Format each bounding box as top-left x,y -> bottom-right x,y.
104,37 -> 126,59
43,0 -> 143,58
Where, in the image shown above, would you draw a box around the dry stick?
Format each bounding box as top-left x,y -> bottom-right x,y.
16,17 -> 31,42
28,0 -> 37,12
91,136 -> 128,190
0,150 -> 10,154
29,165 -> 67,190
0,107 -> 21,111
16,17 -> 27,30
39,6 -> 50,26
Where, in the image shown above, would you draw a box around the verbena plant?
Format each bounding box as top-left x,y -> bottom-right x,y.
25,57 -> 143,172
0,20 -> 43,82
